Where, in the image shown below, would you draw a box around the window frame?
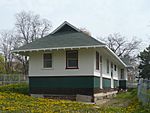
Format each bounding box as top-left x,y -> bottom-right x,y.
43,53 -> 52,69
66,50 -> 79,69
96,51 -> 100,70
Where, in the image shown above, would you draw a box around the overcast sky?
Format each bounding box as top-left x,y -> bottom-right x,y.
0,0 -> 150,51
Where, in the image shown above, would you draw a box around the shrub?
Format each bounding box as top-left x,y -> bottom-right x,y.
0,83 -> 29,94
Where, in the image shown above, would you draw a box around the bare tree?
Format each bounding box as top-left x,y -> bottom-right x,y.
99,33 -> 141,57
0,30 -> 19,73
14,11 -> 52,75
15,11 -> 52,44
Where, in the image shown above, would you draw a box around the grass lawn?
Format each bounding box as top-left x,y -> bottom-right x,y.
0,83 -> 150,113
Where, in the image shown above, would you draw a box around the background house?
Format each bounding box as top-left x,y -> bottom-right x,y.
13,21 -> 127,102
121,57 -> 139,88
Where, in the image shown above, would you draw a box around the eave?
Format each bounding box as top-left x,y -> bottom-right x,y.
104,46 -> 127,67
12,45 -> 106,53
12,45 -> 127,67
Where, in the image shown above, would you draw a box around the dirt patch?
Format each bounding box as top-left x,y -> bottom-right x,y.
96,98 -> 131,107
96,99 -> 110,105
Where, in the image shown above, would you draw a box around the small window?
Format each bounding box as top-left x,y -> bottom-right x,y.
121,69 -> 124,79
96,52 -> 99,70
114,65 -> 117,71
66,50 -> 78,69
107,59 -> 109,73
43,53 -> 52,68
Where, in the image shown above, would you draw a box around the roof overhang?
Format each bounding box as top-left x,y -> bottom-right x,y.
12,45 -> 106,53
104,46 -> 127,67
12,45 -> 126,67
126,65 -> 134,68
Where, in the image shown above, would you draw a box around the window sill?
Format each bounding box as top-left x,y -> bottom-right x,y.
42,68 -> 53,70
95,69 -> 100,73
65,67 -> 79,69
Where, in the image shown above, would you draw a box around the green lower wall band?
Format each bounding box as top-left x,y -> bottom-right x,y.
29,76 -> 125,90
94,77 -> 100,88
119,80 -> 127,89
103,78 -> 111,88
29,76 -> 100,89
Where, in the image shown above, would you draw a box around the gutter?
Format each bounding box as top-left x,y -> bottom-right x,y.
103,46 -> 127,67
11,45 -> 106,53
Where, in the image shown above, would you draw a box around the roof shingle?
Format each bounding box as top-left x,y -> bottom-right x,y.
14,22 -> 105,51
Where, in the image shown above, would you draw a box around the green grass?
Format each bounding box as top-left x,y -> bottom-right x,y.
0,84 -> 150,113
98,89 -> 150,113
0,92 -> 101,113
115,89 -> 137,99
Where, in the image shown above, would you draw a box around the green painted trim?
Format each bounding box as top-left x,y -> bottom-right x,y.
29,76 -> 100,89
94,76 -> 100,88
102,78 -> 111,89
119,80 -> 127,89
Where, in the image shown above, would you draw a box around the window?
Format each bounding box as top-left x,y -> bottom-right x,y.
96,52 -> 99,70
107,59 -> 109,73
114,65 -> 117,71
43,53 -> 52,68
66,50 -> 78,69
121,69 -> 124,79
111,62 -> 113,77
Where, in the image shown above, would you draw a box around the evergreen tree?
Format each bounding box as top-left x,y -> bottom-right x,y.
139,45 -> 150,79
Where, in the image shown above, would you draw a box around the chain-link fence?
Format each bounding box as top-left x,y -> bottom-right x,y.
138,79 -> 150,105
127,82 -> 138,88
0,74 -> 28,86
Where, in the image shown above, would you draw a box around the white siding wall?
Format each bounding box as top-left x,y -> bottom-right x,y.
94,50 -> 114,78
29,48 -> 95,76
93,48 -> 126,80
93,48 -> 128,88
28,47 -> 127,81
